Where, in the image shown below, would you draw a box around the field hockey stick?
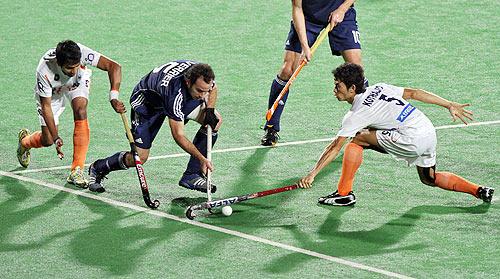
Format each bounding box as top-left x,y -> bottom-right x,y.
265,23 -> 331,122
206,125 -> 213,202
120,113 -> 160,209
186,184 -> 298,220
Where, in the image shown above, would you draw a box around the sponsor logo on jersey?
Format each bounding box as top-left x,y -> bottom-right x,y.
362,85 -> 383,107
85,53 -> 95,63
396,103 -> 416,122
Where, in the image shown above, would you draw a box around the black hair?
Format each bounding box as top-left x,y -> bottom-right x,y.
55,40 -> 81,66
183,63 -> 215,85
332,63 -> 365,94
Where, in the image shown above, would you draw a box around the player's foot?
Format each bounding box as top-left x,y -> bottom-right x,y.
67,166 -> 88,188
261,127 -> 279,146
179,173 -> 217,193
17,129 -> 31,168
318,191 -> 356,206
477,187 -> 494,203
88,163 -> 107,193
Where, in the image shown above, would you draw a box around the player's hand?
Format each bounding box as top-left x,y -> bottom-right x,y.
200,158 -> 214,174
301,46 -> 312,63
297,174 -> 315,189
203,108 -> 219,130
111,99 -> 126,113
328,8 -> 346,30
54,136 -> 64,160
448,102 -> 473,124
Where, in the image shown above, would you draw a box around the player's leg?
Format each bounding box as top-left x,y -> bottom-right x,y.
318,130 -> 380,206
17,97 -> 65,167
417,166 -> 494,202
262,21 -> 321,146
330,17 -> 369,88
179,102 -> 221,193
66,81 -> 91,188
88,94 -> 161,192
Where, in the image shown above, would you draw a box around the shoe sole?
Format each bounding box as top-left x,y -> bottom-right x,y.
178,182 -> 217,193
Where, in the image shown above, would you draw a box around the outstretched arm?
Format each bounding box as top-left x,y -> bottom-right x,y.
403,88 -> 473,124
96,55 -> 126,113
297,136 -> 348,188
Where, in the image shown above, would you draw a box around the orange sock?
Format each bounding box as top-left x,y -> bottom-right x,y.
337,142 -> 364,196
71,119 -> 90,170
21,131 -> 43,149
434,172 -> 480,197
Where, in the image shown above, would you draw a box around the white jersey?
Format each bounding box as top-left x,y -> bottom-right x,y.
337,83 -> 434,138
34,43 -> 101,98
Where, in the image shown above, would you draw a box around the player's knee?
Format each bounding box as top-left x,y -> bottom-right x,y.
279,63 -> 294,80
73,107 -> 87,120
417,167 -> 436,186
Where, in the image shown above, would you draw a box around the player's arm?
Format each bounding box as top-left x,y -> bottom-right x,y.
403,88 -> 473,124
297,136 -> 349,188
168,118 -> 213,173
291,0 -> 311,62
329,0 -> 356,29
203,83 -> 220,130
96,55 -> 126,113
39,96 -> 59,142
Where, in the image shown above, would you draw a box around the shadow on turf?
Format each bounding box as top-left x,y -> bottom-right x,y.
0,176 -> 73,252
263,203 -> 491,274
67,195 -> 187,276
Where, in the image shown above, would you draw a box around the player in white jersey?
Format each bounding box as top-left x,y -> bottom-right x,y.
17,40 -> 125,187
297,63 -> 494,205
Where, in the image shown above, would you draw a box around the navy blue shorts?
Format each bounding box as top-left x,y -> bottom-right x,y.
285,12 -> 361,56
129,91 -> 203,149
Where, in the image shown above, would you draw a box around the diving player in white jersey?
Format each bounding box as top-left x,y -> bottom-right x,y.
17,40 -> 125,187
297,63 -> 494,205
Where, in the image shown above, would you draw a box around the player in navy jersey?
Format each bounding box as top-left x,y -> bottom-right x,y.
261,0 -> 366,146
87,61 -> 222,193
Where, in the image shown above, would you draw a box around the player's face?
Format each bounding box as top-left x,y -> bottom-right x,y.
333,80 -> 355,103
188,77 -> 214,100
61,63 -> 80,77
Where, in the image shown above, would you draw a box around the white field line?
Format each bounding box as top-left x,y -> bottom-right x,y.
0,171 -> 415,279
12,120 -> 500,175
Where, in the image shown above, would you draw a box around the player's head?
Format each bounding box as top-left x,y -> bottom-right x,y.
332,63 -> 365,103
56,40 -> 81,77
184,63 -> 215,100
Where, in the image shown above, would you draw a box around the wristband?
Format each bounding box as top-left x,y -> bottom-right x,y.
109,90 -> 119,101
53,136 -> 61,144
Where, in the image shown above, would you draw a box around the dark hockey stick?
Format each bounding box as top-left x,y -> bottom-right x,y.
186,184 -> 298,219
120,113 -> 160,209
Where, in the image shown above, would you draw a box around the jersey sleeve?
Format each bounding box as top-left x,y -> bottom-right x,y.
164,87 -> 185,122
78,43 -> 102,67
336,110 -> 373,138
380,83 -> 404,98
35,71 -> 52,98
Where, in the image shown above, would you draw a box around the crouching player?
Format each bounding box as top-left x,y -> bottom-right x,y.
297,63 -> 494,205
17,40 -> 125,187
88,61 -> 222,193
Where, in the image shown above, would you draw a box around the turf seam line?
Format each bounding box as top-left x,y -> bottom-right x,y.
0,170 -> 415,279
11,120 -> 500,175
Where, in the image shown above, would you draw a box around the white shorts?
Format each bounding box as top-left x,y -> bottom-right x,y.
376,126 -> 437,167
36,69 -> 92,126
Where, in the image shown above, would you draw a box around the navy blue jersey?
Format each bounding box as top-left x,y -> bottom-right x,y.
132,60 -> 198,121
303,0 -> 354,25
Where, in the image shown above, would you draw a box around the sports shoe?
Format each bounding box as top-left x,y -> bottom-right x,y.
179,173 -> 217,193
17,129 -> 31,168
88,163 -> 107,193
261,126 -> 279,146
477,187 -> 494,203
67,166 -> 88,188
318,191 -> 356,206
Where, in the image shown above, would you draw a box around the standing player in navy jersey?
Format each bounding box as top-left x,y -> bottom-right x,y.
262,0 -> 366,146
88,61 -> 222,193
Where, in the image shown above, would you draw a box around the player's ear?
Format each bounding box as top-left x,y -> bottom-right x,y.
349,84 -> 357,94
